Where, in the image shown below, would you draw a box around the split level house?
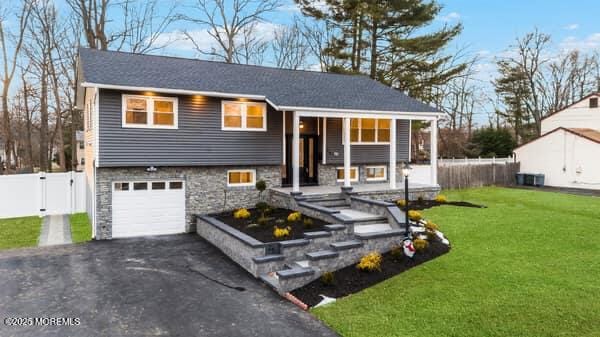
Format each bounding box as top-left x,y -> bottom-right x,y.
514,93 -> 600,189
76,48 -> 443,240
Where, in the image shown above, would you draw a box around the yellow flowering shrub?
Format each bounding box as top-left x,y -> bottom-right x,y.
356,252 -> 383,272
287,211 -> 302,222
408,210 -> 422,221
435,194 -> 448,203
413,238 -> 429,251
234,208 -> 251,219
396,199 -> 406,207
273,226 -> 291,239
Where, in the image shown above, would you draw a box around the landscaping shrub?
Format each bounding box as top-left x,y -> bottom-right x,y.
356,252 -> 383,272
255,180 -> 267,195
408,210 -> 422,221
435,194 -> 448,203
413,238 -> 429,251
417,195 -> 424,202
234,208 -> 251,219
273,226 -> 291,239
303,218 -> 314,229
396,199 -> 406,207
424,221 -> 439,232
390,245 -> 404,260
321,272 -> 335,286
287,211 -> 302,222
255,202 -> 269,212
257,216 -> 269,226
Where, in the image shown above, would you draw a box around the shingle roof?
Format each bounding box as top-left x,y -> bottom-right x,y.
78,48 -> 439,114
567,128 -> 600,144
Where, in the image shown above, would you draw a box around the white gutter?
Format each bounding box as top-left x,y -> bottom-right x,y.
81,82 -> 444,118
80,82 -> 267,100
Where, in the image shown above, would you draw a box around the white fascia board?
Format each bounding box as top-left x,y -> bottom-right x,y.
80,82 -> 267,100
295,109 -> 441,120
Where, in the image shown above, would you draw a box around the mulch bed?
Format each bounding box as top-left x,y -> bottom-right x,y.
402,199 -> 486,211
291,241 -> 451,307
213,207 -> 328,243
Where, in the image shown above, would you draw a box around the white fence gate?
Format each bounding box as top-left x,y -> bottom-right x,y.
0,171 -> 86,219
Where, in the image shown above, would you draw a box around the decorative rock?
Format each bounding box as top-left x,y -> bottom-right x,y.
435,230 -> 450,246
314,295 -> 336,308
410,226 -> 426,233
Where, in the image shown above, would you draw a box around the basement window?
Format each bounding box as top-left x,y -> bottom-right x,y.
227,169 -> 256,187
366,166 -> 387,181
336,167 -> 359,182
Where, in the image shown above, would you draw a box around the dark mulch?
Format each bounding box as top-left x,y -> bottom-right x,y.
291,241 -> 450,307
400,199 -> 486,211
213,208 -> 328,243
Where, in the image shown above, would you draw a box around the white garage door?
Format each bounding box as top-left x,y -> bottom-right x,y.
112,180 -> 186,238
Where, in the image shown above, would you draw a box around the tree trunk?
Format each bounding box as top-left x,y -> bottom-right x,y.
369,19 -> 378,79
1,89 -> 11,174
49,60 -> 66,171
39,66 -> 49,172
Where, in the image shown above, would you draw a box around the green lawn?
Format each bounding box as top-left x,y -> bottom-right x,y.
70,213 -> 92,243
314,187 -> 600,337
0,216 -> 42,250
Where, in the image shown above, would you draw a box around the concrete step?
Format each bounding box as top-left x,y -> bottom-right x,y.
354,223 -> 393,234
304,231 -> 332,239
276,267 -> 315,279
330,240 -> 363,251
306,249 -> 339,261
354,228 -> 406,240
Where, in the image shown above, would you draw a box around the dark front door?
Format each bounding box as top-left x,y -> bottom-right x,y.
283,134 -> 318,186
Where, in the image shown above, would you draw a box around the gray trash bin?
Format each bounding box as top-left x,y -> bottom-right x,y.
533,174 -> 545,187
515,173 -> 525,185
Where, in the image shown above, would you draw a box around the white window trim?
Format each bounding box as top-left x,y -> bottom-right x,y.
221,101 -> 267,131
336,166 -> 359,182
342,118 -> 391,145
122,94 -> 178,129
227,169 -> 257,187
365,165 -> 387,181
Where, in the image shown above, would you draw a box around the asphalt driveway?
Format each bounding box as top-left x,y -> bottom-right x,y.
0,234 -> 337,337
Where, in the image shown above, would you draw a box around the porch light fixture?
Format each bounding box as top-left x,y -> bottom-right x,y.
299,121 -> 304,129
402,162 -> 411,238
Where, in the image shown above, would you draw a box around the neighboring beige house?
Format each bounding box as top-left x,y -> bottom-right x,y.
75,131 -> 85,171
514,93 -> 600,190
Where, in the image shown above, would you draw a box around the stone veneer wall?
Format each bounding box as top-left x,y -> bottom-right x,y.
95,165 -> 281,239
318,163 -> 415,186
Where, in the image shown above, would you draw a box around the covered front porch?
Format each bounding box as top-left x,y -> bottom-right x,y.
281,109 -> 441,195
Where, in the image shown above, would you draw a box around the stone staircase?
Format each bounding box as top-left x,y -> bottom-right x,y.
258,193 -> 407,294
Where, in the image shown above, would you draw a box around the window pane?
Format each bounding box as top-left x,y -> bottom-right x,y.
378,129 -> 390,142
378,119 -> 391,129
337,169 -> 344,180
169,181 -> 183,189
229,172 -> 240,184
154,113 -> 174,126
154,100 -> 173,113
114,182 -> 129,191
361,119 -> 376,142
133,182 -> 148,190
152,182 -> 166,190
247,105 -> 264,117
350,119 -> 360,142
337,168 -> 358,180
351,168 -> 357,180
126,110 -> 147,124
127,98 -> 147,111
228,171 -> 254,185
223,103 -> 242,128
367,167 -> 385,179
246,116 -> 263,129
224,116 -> 242,128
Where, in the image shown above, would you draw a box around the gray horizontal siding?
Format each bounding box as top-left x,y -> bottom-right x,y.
324,118 -> 409,165
98,89 -> 283,167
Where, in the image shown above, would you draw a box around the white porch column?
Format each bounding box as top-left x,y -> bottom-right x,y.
322,117 -> 327,165
343,117 -> 352,188
430,117 -> 438,185
389,118 -> 397,189
292,111 -> 300,194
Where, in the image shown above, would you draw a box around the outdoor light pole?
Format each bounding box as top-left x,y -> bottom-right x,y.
402,162 -> 412,238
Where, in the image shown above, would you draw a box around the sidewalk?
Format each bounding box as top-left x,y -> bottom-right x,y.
39,215 -> 72,246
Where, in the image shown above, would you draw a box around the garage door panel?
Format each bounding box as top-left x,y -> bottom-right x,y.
112,180 -> 186,238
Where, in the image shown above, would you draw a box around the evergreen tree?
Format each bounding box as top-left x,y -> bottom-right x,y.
295,0 -> 466,103
493,60 -> 532,144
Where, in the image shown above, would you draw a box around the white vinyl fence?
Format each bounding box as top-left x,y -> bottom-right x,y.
439,156 -> 515,166
0,171 -> 86,219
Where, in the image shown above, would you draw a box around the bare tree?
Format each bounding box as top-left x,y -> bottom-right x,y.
301,19 -> 338,71
0,0 -> 32,173
271,18 -> 308,69
235,21 -> 269,64
180,0 -> 280,63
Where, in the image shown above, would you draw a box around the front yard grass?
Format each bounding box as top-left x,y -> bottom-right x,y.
313,187 -> 600,337
0,216 -> 42,250
70,213 -> 92,243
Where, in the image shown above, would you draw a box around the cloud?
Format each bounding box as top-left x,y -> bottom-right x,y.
559,33 -> 600,52
439,12 -> 461,22
563,23 -> 579,31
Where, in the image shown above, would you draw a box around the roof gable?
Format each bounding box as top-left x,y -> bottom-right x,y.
78,48 -> 439,114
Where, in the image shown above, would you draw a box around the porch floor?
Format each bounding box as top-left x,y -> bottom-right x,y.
272,182 -> 438,196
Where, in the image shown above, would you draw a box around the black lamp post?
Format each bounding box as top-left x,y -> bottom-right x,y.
402,162 -> 412,238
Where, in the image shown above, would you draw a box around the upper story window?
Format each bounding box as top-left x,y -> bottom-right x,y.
122,94 -> 178,129
590,97 -> 598,108
345,118 -> 391,144
222,101 -> 267,131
